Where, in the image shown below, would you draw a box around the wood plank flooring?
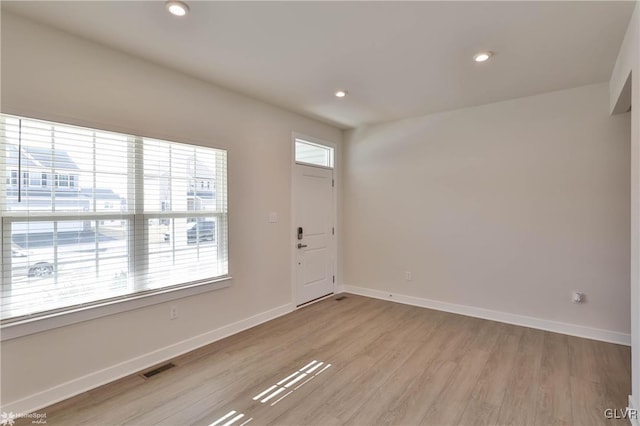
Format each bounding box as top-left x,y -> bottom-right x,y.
17,294 -> 631,425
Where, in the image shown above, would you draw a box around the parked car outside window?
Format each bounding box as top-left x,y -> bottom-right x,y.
11,243 -> 54,278
186,221 -> 215,243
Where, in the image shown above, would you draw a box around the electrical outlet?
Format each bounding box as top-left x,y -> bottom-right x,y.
405,271 -> 412,281
170,305 -> 178,320
572,292 -> 585,304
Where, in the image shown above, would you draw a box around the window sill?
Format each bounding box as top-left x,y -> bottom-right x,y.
0,277 -> 232,341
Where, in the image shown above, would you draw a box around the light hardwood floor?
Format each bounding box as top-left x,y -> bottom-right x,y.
19,294 -> 631,425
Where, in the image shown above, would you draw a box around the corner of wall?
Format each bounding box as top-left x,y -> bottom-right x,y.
610,3 -> 638,114
611,0 -> 640,411
629,395 -> 640,426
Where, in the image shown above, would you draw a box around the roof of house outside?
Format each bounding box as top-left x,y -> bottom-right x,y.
6,144 -> 80,170
190,157 -> 214,179
187,190 -> 215,199
80,188 -> 123,200
7,188 -> 124,202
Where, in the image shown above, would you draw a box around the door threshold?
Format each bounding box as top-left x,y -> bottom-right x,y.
296,292 -> 334,308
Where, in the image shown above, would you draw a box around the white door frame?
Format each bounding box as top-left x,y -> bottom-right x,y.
291,132 -> 338,306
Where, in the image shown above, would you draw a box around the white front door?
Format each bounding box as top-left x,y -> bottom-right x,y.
294,163 -> 335,305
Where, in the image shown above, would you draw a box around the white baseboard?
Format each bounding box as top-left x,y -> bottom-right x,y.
630,395 -> 640,426
2,302 -> 294,415
343,285 -> 631,346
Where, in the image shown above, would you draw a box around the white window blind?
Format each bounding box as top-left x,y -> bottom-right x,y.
0,114 -> 228,323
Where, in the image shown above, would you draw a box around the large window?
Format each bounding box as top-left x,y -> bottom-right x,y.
0,114 -> 229,323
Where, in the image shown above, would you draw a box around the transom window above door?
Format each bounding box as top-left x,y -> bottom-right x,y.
295,138 -> 334,168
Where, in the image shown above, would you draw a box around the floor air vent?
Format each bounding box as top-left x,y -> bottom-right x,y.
141,362 -> 175,379
335,295 -> 347,301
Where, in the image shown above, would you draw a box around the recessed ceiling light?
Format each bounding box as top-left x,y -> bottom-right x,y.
166,1 -> 189,17
473,51 -> 493,62
335,90 -> 347,98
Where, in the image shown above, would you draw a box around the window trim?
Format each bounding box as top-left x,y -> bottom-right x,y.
0,114 -> 231,338
294,137 -> 335,169
0,276 -> 232,341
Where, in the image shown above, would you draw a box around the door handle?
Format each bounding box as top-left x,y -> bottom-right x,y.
297,243 -> 308,249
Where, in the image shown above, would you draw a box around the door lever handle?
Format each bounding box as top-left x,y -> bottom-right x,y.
297,243 -> 308,249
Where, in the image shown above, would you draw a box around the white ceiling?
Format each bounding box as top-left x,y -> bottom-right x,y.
2,1 -> 636,129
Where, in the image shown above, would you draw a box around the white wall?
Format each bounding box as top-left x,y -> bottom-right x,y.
0,12 -> 341,411
610,2 -> 639,419
344,83 -> 631,342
